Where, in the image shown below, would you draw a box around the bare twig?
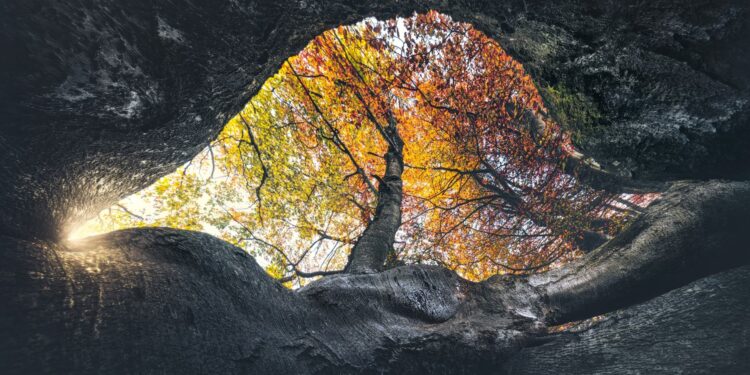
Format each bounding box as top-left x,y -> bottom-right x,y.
238,113 -> 269,224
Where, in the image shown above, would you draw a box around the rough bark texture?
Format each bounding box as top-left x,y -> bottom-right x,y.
534,180 -> 750,324
348,116 -> 404,273
2,181 -> 749,373
1,0 -> 748,239
507,265 -> 750,375
1,0 -> 749,373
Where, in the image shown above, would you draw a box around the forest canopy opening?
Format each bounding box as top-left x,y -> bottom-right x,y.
69,11 -> 654,285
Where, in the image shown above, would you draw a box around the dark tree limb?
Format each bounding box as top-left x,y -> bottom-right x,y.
532,180 -> 750,324
2,181 -> 749,373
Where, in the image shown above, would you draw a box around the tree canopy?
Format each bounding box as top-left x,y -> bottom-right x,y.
72,12 -> 653,284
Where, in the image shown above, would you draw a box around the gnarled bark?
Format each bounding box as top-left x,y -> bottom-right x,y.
1,1 -> 749,373
534,180 -> 750,324
2,180 -> 748,373
507,264 -> 750,375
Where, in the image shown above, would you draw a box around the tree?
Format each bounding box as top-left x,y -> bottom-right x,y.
85,13 -> 651,283
5,180 -> 749,373
2,2 -> 749,374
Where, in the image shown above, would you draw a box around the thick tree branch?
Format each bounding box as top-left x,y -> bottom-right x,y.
531,180 -> 750,324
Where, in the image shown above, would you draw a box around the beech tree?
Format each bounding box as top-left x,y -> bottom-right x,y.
81,13 -> 651,283
1,1 -> 749,374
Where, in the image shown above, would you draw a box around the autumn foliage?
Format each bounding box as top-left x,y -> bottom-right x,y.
75,12 -> 650,283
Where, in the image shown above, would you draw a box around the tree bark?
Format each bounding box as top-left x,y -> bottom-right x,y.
1,180 -> 748,373
506,264 -> 750,375
533,180 -> 750,324
1,0 -> 749,373
347,114 -> 404,273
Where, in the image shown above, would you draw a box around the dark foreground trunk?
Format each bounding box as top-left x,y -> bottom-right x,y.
1,0 -> 749,373
2,180 -> 749,374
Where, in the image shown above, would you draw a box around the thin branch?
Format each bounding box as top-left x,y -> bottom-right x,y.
114,204 -> 144,220
286,61 -> 378,196
238,113 -> 269,224
206,144 -> 216,180
278,268 -> 343,284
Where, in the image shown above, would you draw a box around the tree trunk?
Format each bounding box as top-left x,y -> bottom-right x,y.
1,0 -> 749,373
347,114 -> 404,273
2,181 -> 748,373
